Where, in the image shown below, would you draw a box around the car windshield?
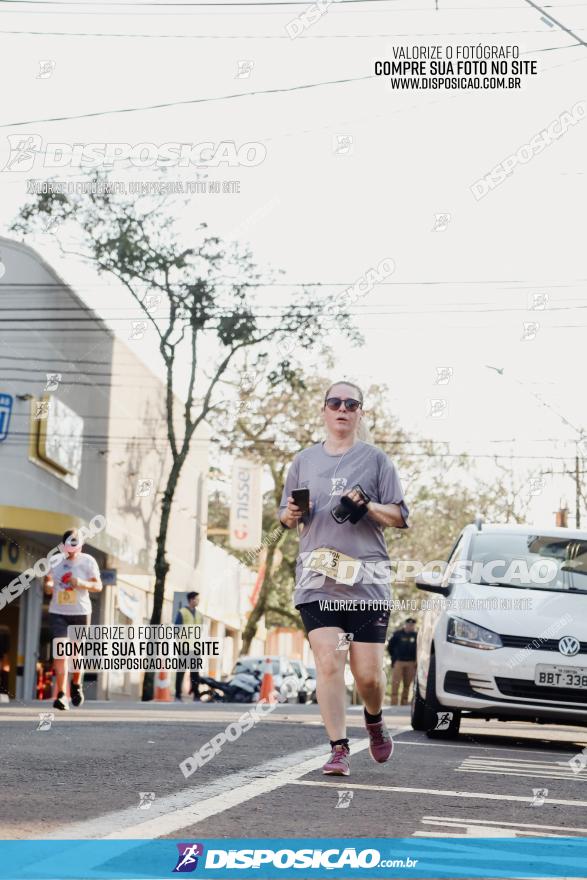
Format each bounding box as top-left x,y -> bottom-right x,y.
468,532 -> 587,592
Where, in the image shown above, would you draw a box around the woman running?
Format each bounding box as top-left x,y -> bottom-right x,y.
279,381 -> 409,776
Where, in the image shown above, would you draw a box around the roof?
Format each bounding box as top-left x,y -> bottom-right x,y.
0,235 -> 113,338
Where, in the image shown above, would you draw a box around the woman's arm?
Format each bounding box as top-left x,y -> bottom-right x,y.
343,487 -> 406,529
279,497 -> 304,529
366,502 -> 406,529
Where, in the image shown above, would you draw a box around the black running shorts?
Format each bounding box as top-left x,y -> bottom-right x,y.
49,613 -> 90,639
296,601 -> 390,644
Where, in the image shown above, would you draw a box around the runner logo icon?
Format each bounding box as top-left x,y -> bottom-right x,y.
173,843 -> 204,872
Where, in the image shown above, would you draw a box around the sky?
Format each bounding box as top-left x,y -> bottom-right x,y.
0,0 -> 586,527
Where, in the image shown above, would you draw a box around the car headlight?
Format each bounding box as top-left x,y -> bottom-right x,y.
447,617 -> 503,650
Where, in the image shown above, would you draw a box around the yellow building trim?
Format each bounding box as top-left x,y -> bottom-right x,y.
0,506 -> 117,565
0,506 -> 87,536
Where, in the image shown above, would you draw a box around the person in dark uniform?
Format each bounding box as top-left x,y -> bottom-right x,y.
387,618 -> 417,706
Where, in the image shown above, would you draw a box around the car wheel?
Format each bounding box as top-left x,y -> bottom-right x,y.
410,672 -> 428,731
424,653 -> 461,739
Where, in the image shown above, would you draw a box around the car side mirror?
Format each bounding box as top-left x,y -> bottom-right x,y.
415,570 -> 449,596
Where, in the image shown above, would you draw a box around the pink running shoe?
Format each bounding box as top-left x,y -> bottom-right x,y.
365,719 -> 393,763
322,744 -> 351,776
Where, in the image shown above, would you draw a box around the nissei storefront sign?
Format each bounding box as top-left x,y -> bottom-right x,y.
0,393 -> 13,442
229,459 -> 262,550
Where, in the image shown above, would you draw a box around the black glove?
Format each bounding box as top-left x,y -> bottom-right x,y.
331,484 -> 371,524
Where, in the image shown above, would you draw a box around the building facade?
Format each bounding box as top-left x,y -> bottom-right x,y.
0,236 -> 258,701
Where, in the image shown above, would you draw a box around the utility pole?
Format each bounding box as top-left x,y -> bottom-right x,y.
576,448 -> 581,528
564,442 -> 584,528
485,367 -> 585,529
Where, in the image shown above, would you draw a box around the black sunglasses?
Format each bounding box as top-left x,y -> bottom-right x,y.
325,397 -> 362,412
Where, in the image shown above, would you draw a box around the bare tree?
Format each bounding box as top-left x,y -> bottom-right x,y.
12,181 -> 347,697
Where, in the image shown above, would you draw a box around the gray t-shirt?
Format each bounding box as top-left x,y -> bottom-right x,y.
279,440 -> 409,606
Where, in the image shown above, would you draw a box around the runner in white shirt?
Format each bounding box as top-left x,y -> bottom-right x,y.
43,529 -> 103,710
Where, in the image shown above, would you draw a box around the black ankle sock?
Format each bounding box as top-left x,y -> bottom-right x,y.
364,707 -> 382,724
329,737 -> 349,749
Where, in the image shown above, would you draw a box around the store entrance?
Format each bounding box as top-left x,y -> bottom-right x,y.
0,569 -> 44,700
0,573 -> 19,698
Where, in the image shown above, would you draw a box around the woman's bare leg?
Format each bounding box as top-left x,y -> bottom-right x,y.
349,641 -> 386,714
308,627 -> 348,741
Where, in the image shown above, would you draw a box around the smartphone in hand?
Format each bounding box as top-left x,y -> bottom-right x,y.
291,488 -> 310,516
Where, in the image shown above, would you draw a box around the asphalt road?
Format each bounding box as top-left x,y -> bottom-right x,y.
3,699 -> 587,851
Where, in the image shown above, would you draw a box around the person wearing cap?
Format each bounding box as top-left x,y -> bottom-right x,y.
43,528 -> 103,711
174,591 -> 203,702
388,618 -> 418,706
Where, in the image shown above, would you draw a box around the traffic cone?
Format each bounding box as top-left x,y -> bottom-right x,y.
259,657 -> 277,703
154,670 -> 173,702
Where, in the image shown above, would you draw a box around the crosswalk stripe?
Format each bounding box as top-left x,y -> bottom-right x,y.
289,779 -> 587,807
422,815 -> 587,833
456,768 -> 580,781
43,740 -> 367,840
460,757 -> 576,768
37,727 -> 411,840
414,814 -> 587,838
457,754 -> 583,781
395,739 -> 587,758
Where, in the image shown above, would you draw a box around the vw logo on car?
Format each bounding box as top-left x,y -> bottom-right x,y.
558,636 -> 581,657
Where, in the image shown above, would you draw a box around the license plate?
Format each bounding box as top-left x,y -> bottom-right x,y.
535,664 -> 587,689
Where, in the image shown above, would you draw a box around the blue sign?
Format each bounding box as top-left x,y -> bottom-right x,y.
1,839 -> 587,879
0,393 -> 13,442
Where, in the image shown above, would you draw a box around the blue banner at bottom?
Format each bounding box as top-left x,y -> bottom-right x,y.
1,838 -> 587,879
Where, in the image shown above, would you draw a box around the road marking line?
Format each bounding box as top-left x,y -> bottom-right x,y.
44,742 -> 366,840
460,763 -> 579,772
415,814 -> 586,839
457,756 -> 584,779
42,727 -> 411,840
461,756 -> 581,768
393,737 -> 587,757
456,768 -> 582,781
422,815 -> 587,834
289,779 -> 587,807
414,830 -> 519,838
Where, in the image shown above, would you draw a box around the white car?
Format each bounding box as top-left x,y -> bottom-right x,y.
412,521 -> 587,738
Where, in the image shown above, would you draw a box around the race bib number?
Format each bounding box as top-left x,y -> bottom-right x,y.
304,547 -> 361,586
57,589 -> 77,606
